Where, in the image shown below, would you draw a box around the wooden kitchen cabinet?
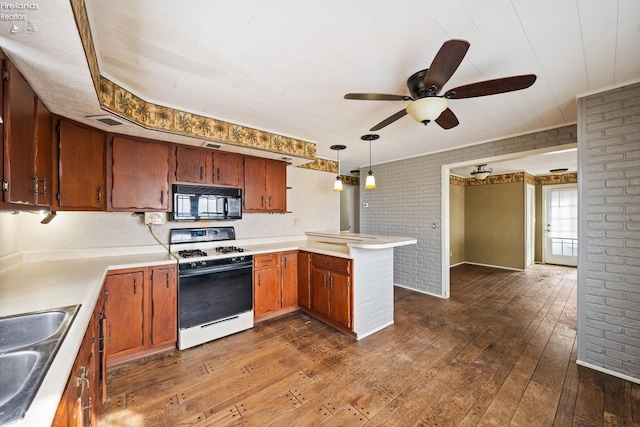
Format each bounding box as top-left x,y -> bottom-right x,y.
104,264 -> 177,365
108,135 -> 171,211
54,119 -> 106,210
1,58 -> 52,207
213,151 -> 242,187
52,291 -> 104,427
150,265 -> 177,346
243,156 -> 287,213
174,144 -> 208,184
173,145 -> 243,188
104,270 -> 145,358
281,252 -> 298,308
253,251 -> 299,320
253,253 -> 281,317
310,254 -> 352,330
297,251 -> 312,309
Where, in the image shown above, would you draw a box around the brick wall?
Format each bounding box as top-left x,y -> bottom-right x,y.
578,82 -> 640,380
360,124 -> 577,296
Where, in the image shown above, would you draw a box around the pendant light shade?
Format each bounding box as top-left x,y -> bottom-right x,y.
406,97 -> 448,123
330,145 -> 346,192
365,173 -> 376,189
361,134 -> 379,190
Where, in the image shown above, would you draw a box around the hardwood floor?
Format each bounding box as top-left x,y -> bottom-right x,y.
100,264 -> 640,426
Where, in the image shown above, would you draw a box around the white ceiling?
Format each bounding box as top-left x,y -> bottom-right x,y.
1,1 -> 639,175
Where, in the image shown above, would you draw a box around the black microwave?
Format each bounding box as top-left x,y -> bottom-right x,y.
172,184 -> 242,221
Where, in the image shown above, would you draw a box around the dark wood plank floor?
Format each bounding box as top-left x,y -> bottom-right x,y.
100,264 -> 640,426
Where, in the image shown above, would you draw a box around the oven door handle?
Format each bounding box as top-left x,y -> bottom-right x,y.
179,263 -> 252,277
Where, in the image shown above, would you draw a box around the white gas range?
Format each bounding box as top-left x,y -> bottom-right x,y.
169,227 -> 254,350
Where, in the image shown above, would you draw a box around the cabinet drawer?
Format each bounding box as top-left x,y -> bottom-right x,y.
312,254 -> 350,274
254,253 -> 279,268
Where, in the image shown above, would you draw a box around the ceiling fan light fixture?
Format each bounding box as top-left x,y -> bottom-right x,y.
406,97 -> 448,123
470,164 -> 493,180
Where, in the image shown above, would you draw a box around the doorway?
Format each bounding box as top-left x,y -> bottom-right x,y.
543,184 -> 578,266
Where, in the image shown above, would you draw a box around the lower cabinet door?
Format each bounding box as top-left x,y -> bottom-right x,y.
311,267 -> 330,319
150,266 -> 177,346
104,271 -> 145,358
330,272 -> 351,328
254,267 -> 280,316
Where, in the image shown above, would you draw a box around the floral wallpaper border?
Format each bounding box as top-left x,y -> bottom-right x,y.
69,0 -> 322,166
457,171 -> 578,186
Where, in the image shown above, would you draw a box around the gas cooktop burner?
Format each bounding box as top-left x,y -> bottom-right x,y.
215,246 -> 245,254
178,249 -> 208,258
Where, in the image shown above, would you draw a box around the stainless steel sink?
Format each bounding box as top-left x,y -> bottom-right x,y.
0,305 -> 79,425
0,310 -> 67,353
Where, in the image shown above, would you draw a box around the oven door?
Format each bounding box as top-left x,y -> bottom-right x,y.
178,263 -> 253,330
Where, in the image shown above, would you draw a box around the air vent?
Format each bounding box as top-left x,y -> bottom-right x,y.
205,143 -> 223,149
86,114 -> 127,126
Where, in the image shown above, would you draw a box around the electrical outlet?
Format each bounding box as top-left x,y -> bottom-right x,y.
144,212 -> 166,225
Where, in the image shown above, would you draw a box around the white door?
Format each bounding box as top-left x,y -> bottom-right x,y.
525,184 -> 535,268
543,184 -> 578,266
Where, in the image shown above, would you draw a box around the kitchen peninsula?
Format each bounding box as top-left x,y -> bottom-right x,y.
0,231 -> 415,426
237,231 -> 418,339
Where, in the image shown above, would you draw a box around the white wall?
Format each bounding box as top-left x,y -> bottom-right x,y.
2,166 -> 339,254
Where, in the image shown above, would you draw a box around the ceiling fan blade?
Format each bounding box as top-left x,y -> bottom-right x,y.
344,93 -> 412,101
444,74 -> 537,99
423,39 -> 470,92
370,109 -> 408,131
435,108 -> 459,129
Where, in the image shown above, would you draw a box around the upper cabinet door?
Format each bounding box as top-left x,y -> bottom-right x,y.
56,119 -> 106,210
109,136 -> 170,211
174,145 -> 209,184
2,60 -> 38,205
213,151 -> 242,187
265,159 -> 286,213
243,156 -> 266,211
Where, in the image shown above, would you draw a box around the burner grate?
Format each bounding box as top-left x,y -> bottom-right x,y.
178,249 -> 208,258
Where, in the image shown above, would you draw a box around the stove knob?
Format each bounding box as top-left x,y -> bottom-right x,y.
190,262 -> 197,269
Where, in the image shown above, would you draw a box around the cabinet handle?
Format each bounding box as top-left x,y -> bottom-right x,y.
284,257 -> 287,269
325,261 -> 334,266
323,273 -> 326,287
97,187 -> 102,203
200,166 -> 204,180
166,272 -> 170,289
261,195 -> 264,207
33,174 -> 38,195
133,277 -> 137,294
258,273 -> 261,286
40,177 -> 47,196
216,168 -> 220,181
160,190 -> 164,205
330,275 -> 334,290
268,196 -> 272,207
76,365 -> 90,389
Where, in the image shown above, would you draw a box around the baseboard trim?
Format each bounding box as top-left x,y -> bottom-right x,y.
576,359 -> 640,385
458,261 -> 524,272
394,283 -> 445,299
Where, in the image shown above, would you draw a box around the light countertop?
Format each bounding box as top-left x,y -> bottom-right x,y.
0,231 -> 416,426
0,252 -> 175,427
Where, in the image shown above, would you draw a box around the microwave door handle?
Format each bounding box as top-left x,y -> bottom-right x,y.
223,198 -> 229,218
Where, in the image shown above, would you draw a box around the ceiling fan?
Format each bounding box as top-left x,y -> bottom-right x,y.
344,39 -> 537,131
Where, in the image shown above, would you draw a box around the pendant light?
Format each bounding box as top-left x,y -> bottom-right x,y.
330,145 -> 346,192
361,134 -> 379,189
